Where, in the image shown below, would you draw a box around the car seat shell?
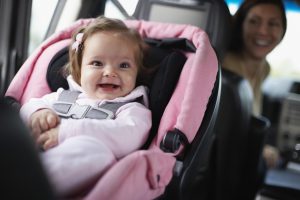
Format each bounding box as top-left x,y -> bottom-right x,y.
5,18 -> 218,200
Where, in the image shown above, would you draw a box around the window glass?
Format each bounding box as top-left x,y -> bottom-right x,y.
29,0 -> 81,54
116,0 -> 139,15
268,10 -> 300,80
29,0 -> 58,53
55,0 -> 81,32
104,0 -> 139,19
105,0 -> 126,19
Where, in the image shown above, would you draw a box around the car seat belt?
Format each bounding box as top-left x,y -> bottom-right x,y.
53,90 -> 130,120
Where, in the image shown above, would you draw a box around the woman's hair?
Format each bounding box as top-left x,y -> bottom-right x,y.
67,16 -> 148,86
229,0 -> 287,52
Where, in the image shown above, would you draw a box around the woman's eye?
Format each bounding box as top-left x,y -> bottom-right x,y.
91,61 -> 103,67
248,18 -> 259,25
119,62 -> 130,69
269,21 -> 280,28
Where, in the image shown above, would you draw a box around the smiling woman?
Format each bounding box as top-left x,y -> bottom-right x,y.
226,0 -> 300,80
221,0 -> 287,176
242,4 -> 285,60
222,0 -> 287,117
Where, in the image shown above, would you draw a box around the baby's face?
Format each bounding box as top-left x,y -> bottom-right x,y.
80,32 -> 138,100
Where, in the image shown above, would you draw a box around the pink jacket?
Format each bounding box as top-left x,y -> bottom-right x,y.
20,75 -> 151,159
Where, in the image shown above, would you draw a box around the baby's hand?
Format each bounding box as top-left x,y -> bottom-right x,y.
37,126 -> 59,150
30,109 -> 60,139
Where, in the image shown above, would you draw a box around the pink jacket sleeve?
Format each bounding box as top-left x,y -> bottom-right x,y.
19,90 -> 61,125
58,103 -> 152,159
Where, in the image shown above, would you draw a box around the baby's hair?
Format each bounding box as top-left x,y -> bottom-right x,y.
66,16 -> 147,85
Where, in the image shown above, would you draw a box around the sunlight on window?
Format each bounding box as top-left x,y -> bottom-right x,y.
104,0 -> 139,19
56,0 -> 81,32
105,1 -> 126,19
268,11 -> 300,80
228,4 -> 239,13
118,0 -> 139,15
29,0 -> 58,54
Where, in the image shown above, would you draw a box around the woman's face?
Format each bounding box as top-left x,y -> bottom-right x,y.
242,3 -> 284,60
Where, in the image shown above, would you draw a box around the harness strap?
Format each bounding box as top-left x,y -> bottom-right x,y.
53,90 -> 129,120
53,91 -> 80,114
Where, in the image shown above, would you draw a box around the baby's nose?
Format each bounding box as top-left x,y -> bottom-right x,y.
103,66 -> 117,77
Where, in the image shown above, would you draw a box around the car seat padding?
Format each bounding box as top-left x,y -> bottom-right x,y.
47,47 -> 69,91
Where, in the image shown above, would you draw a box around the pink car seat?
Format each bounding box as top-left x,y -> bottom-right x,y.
5,18 -> 219,200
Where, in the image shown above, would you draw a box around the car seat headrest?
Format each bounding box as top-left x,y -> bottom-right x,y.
47,47 -> 69,91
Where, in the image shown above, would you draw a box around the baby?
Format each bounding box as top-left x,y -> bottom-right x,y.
20,16 -> 151,197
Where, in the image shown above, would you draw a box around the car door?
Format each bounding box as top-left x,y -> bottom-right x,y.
0,0 -> 32,96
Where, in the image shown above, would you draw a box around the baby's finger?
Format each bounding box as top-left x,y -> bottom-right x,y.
43,139 -> 57,151
37,133 -> 49,148
30,121 -> 42,139
39,117 -> 50,132
47,114 -> 59,128
31,128 -> 41,140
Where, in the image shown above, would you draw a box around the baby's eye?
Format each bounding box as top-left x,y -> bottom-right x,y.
91,61 -> 103,67
119,62 -> 130,69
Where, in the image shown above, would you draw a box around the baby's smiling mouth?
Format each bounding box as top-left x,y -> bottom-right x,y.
98,83 -> 119,89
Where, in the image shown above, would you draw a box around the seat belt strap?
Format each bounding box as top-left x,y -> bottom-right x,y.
53,90 -> 128,120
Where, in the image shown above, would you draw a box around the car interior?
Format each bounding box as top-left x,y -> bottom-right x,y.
1,0 -> 300,199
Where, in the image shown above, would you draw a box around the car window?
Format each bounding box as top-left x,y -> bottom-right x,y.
104,0 -> 138,19
29,0 -> 81,54
29,0 -> 58,53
